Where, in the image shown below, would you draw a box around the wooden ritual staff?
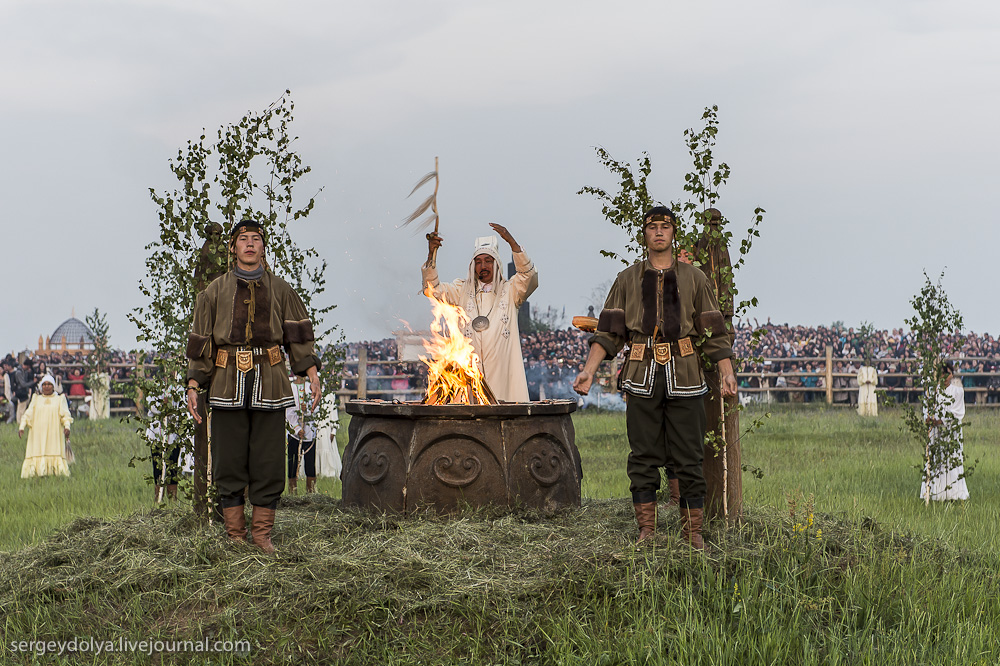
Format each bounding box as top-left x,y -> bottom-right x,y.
402,156 -> 442,268
696,208 -> 742,524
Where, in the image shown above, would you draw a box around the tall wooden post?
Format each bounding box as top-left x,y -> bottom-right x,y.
134,360 -> 145,415
357,347 -> 368,399
191,228 -> 226,523
193,394 -> 212,522
696,208 -> 742,523
825,345 -> 833,404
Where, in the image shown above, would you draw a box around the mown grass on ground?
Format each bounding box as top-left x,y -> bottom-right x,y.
0,406 -> 998,664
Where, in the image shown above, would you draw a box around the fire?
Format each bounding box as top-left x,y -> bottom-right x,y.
420,288 -> 497,405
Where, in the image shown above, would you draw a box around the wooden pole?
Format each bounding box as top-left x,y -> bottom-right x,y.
696,208 -> 742,523
193,393 -> 211,522
357,347 -> 368,400
134,360 -> 145,416
825,345 -> 833,404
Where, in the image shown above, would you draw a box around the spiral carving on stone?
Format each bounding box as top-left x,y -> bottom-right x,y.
529,449 -> 562,487
433,451 -> 482,488
358,451 -> 389,485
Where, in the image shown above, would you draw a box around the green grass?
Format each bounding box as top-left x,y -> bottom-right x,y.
0,407 -> 998,664
734,405 -> 1000,552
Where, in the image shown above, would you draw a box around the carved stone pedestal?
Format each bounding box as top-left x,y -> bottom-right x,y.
342,400 -> 581,513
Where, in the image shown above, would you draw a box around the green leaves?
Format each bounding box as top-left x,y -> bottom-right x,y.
133,90 -> 343,493
897,271 -> 970,503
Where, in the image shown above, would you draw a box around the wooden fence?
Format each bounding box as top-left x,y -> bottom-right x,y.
38,345 -> 1000,416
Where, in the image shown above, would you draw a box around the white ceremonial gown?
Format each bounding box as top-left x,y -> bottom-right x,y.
857,366 -> 878,416
422,248 -> 538,402
315,393 -> 342,478
920,380 -> 969,501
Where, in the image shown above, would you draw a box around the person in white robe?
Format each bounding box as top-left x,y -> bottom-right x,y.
315,393 -> 342,478
286,377 -> 319,494
920,363 -> 969,501
857,365 -> 878,416
421,224 -> 538,402
18,374 -> 72,478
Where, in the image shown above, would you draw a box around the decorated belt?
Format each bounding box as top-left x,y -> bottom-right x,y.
215,345 -> 284,373
627,337 -> 695,365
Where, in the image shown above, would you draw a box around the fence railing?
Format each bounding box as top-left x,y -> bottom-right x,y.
38,346 -> 1000,416
334,346 -> 1000,406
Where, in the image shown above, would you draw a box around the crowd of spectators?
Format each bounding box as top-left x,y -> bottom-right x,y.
336,322 -> 1000,405
6,321 -> 1000,414
734,320 -> 1000,404
0,350 -> 157,421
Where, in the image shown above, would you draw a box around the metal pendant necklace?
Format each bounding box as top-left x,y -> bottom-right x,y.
471,286 -> 496,332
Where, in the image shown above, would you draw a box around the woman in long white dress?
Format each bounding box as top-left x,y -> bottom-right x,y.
18,374 -> 73,478
920,362 -> 969,501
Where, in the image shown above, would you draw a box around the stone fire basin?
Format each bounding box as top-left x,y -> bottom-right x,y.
342,400 -> 581,513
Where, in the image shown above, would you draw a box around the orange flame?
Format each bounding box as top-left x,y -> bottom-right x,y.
420,288 -> 497,405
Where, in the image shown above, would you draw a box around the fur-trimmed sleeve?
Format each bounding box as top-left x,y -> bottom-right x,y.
589,276 -> 628,361
282,288 -> 322,376
693,272 -> 733,363
185,290 -> 215,388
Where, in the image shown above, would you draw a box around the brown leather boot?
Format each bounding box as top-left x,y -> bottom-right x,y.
634,502 -> 657,543
166,484 -> 178,501
680,507 -> 705,550
251,506 -> 276,554
154,485 -> 163,503
287,478 -> 297,495
306,477 -> 316,494
222,505 -> 247,542
666,478 -> 680,507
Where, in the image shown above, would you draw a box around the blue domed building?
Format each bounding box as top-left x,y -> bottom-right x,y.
37,315 -> 95,356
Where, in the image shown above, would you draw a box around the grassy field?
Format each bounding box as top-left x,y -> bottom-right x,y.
0,406 -> 998,664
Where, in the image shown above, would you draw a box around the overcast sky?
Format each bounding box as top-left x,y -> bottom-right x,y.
3,0 -> 999,355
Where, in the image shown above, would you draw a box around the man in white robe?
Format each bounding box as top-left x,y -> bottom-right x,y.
421,224 -> 538,402
857,365 -> 878,416
921,363 -> 969,501
315,393 -> 342,478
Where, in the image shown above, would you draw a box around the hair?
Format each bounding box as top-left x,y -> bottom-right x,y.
643,206 -> 677,225
942,361 -> 955,375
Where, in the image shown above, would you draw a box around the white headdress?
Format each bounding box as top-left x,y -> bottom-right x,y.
463,235 -> 505,294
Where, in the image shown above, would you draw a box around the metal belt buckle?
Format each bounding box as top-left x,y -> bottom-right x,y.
267,345 -> 282,366
653,342 -> 671,365
678,337 -> 694,357
215,349 -> 229,368
629,343 -> 646,362
236,349 -> 254,373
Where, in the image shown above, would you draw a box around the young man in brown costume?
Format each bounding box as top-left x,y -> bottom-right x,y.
573,207 -> 737,548
185,220 -> 321,553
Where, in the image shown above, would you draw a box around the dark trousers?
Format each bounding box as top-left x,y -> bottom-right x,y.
151,443 -> 181,485
287,436 -> 316,478
625,365 -> 707,509
211,408 -> 286,509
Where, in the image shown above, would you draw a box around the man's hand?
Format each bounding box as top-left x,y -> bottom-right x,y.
18,428 -> 23,438
424,232 -> 443,268
186,385 -> 203,424
718,358 -> 738,398
489,223 -> 521,252
426,232 -> 443,254
307,366 -> 321,411
64,428 -> 70,439
573,371 -> 593,396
